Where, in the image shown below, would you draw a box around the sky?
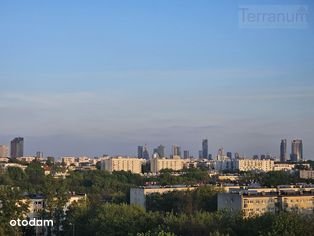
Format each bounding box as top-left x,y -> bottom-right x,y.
0,0 -> 313,158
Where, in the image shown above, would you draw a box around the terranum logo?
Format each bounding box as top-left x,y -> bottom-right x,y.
10,218 -> 53,227
239,5 -> 309,29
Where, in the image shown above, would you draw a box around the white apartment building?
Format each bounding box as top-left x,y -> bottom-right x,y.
61,156 -> 77,166
17,156 -> 36,163
273,163 -> 295,171
300,170 -> 314,179
236,159 -> 274,172
150,157 -> 186,173
101,157 -> 145,174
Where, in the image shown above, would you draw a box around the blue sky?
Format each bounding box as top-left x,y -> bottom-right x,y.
0,0 -> 313,158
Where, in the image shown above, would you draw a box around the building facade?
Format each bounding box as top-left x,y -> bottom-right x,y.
280,139 -> 287,162
10,137 -> 24,158
101,157 -> 145,174
150,157 -> 186,173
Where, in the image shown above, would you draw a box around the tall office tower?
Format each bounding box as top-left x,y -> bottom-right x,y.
208,154 -> 212,160
143,145 -> 150,160
234,153 -> 239,159
280,139 -> 287,162
155,145 -> 165,158
183,150 -> 190,159
172,145 -> 181,157
10,137 -> 24,158
0,145 -> 9,158
291,139 -> 303,162
137,146 -> 144,158
202,139 -> 208,159
226,152 -> 232,159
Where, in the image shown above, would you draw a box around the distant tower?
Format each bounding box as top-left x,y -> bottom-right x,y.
137,146 -> 144,158
280,139 -> 287,162
172,145 -> 181,157
10,137 -> 24,158
143,145 -> 150,160
234,153 -> 239,159
202,139 -> 208,159
291,139 -> 303,162
226,152 -> 232,159
183,150 -> 190,159
156,145 -> 165,158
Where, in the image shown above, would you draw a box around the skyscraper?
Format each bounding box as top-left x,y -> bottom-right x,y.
172,145 -> 181,157
226,152 -> 232,159
137,146 -> 144,159
10,137 -> 24,158
0,145 -> 8,158
143,145 -> 150,160
291,139 -> 303,162
183,150 -> 190,159
202,139 -> 208,159
280,139 -> 287,162
155,145 -> 165,158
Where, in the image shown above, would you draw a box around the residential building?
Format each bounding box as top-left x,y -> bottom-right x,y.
218,188 -> 314,218
236,159 -> 274,172
62,156 -> 77,166
150,156 -> 186,173
101,157 -> 145,174
300,170 -> 314,179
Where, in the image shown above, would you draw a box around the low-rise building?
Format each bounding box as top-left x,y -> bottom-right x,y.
218,188 -> 314,217
300,170 -> 314,179
273,163 -> 295,171
17,156 -> 36,163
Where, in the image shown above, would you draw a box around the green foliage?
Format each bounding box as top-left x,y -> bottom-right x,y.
146,186 -> 220,213
0,187 -> 29,236
239,171 -> 304,187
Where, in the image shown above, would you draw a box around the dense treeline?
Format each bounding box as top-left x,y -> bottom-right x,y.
146,186 -> 220,213
63,203 -> 314,236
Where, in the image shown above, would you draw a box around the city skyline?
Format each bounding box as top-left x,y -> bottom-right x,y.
0,136 -> 307,160
0,1 -> 313,158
